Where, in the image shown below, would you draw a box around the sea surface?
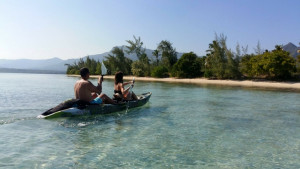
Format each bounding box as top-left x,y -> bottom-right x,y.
0,73 -> 299,168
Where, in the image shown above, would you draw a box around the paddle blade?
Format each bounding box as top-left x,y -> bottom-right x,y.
101,62 -> 107,75
130,78 -> 135,94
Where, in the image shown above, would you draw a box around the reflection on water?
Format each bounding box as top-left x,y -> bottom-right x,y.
0,73 -> 299,168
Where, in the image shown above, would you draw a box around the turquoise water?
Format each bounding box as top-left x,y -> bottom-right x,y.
0,73 -> 299,168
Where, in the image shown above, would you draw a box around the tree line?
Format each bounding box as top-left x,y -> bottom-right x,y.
66,34 -> 300,80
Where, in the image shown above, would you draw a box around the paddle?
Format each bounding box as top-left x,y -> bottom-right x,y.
98,62 -> 107,92
101,62 -> 107,78
126,77 -> 135,112
129,77 -> 135,96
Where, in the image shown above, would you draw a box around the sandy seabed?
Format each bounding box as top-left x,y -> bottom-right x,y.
69,75 -> 300,91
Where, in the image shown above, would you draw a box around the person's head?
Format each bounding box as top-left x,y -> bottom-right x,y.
80,67 -> 90,80
115,71 -> 123,84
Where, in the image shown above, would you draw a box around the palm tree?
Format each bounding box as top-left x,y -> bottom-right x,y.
125,35 -> 146,61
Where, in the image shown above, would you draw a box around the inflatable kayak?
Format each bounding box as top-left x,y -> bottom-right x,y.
38,92 -> 152,119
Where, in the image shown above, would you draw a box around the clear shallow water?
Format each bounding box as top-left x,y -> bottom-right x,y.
0,73 -> 299,168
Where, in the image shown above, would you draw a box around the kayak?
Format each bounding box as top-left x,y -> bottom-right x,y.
38,92 -> 152,119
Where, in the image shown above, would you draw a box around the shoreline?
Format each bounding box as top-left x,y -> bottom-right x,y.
68,75 -> 300,91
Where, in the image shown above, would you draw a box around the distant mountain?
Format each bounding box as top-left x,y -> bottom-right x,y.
282,42 -> 300,58
0,57 -> 74,72
0,46 -> 183,73
0,68 -> 65,74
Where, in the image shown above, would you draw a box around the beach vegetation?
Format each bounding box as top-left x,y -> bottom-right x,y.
152,49 -> 160,66
125,36 -> 146,61
66,57 -> 100,75
65,35 -> 299,81
240,45 -> 296,79
151,66 -> 169,78
131,55 -> 151,76
204,34 -> 240,79
172,52 -> 202,78
156,40 -> 178,70
104,46 -> 133,75
296,55 -> 300,73
126,36 -> 150,76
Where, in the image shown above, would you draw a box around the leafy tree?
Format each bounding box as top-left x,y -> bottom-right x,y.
240,54 -> 256,77
66,56 -> 100,75
205,40 -> 226,78
131,54 -> 151,77
157,40 -> 178,69
103,55 -> 117,75
152,49 -> 160,66
296,55 -> 300,73
104,46 -> 133,75
205,34 -> 240,79
77,58 -> 85,68
95,61 -> 102,75
235,42 -> 248,62
151,66 -> 169,78
172,52 -> 202,78
198,56 -> 206,75
254,41 -> 263,55
126,36 -> 150,76
131,61 -> 145,77
262,45 -> 296,79
86,56 -> 92,69
236,43 -> 242,59
240,45 -> 296,79
85,56 -> 97,74
140,53 -> 150,65
225,49 -> 241,79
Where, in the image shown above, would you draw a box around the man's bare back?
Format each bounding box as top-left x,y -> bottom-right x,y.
74,79 -> 101,102
75,67 -> 116,104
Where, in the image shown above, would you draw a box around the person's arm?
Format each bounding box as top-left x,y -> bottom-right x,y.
123,81 -> 133,86
120,83 -> 131,95
87,78 -> 102,94
96,76 -> 103,92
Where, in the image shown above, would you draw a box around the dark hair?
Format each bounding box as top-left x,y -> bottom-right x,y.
115,71 -> 123,84
80,67 -> 90,78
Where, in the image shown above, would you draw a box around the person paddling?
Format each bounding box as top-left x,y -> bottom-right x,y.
74,67 -> 116,104
113,71 -> 138,101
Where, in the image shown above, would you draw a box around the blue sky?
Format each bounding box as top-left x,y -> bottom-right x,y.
0,0 -> 299,60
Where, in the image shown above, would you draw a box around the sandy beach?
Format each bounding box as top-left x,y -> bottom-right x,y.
68,75 -> 300,91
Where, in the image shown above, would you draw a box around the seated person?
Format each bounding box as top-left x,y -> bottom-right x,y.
113,71 -> 138,101
74,67 -> 116,104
